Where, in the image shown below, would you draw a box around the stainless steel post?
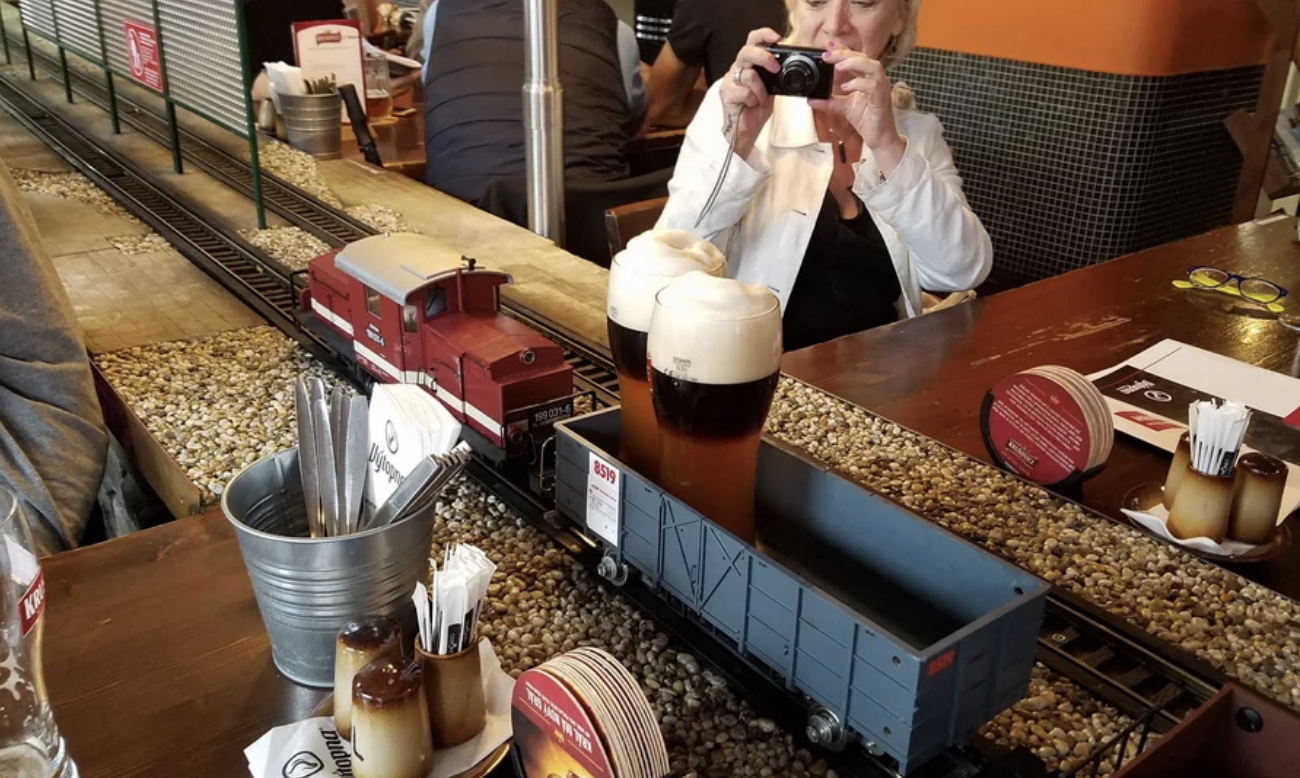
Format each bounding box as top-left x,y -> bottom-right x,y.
523,0 -> 565,245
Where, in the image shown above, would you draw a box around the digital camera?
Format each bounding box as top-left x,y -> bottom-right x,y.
756,45 -> 833,99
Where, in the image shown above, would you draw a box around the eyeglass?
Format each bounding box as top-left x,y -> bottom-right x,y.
1173,266 -> 1288,312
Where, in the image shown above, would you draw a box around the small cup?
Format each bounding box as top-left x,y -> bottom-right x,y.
1230,452 -> 1286,544
334,616 -> 403,740
414,636 -> 487,749
351,658 -> 434,778
1162,432 -> 1192,510
1167,468 -> 1233,542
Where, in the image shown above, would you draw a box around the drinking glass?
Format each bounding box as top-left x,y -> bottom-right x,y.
0,488 -> 77,778
364,52 -> 394,122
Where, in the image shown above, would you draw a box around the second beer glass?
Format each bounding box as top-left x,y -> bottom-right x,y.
606,230 -> 725,480
648,272 -> 782,542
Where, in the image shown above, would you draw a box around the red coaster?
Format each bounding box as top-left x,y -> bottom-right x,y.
983,372 -> 1092,486
512,667 -> 617,778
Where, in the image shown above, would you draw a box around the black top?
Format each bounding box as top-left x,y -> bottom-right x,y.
667,0 -> 788,85
781,193 -> 901,352
241,0 -> 344,79
423,0 -> 632,204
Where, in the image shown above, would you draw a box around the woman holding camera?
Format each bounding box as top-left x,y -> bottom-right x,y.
655,0 -> 991,351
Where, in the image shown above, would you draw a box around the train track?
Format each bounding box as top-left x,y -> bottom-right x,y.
0,41 -> 1224,776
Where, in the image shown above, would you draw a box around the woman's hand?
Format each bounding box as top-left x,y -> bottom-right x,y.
809,44 -> 907,177
718,28 -> 782,160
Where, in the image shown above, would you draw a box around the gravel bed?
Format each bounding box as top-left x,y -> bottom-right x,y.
980,665 -> 1148,776
12,168 -> 136,221
238,226 -> 330,271
346,203 -> 412,234
107,233 -> 171,255
254,140 -> 344,208
765,378 -> 1300,712
94,326 -> 350,505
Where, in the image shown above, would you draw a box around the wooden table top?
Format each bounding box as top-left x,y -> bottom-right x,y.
782,215 -> 1300,598
42,510 -> 326,778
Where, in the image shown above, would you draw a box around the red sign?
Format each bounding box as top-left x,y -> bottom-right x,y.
927,648 -> 955,677
19,569 -> 45,637
1115,410 -> 1183,432
123,20 -> 162,92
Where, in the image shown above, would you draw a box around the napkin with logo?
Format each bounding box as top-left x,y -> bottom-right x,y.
245,640 -> 514,778
365,384 -> 462,521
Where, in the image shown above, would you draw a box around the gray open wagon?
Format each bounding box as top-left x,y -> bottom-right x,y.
554,409 -> 1049,774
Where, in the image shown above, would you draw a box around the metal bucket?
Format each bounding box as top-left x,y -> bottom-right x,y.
280,93 -> 343,159
222,448 -> 434,687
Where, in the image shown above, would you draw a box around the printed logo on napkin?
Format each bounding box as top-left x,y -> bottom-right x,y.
1095,368 -> 1300,465
365,385 -> 463,519
512,669 -> 615,778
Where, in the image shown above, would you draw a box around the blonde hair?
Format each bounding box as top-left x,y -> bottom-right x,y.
783,0 -> 920,70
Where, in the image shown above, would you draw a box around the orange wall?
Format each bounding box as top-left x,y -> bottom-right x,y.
915,0 -> 1274,76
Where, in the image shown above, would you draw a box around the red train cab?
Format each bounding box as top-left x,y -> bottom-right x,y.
302,233 -> 574,455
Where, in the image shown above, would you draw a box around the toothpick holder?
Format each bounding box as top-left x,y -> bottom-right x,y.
414,636 -> 487,749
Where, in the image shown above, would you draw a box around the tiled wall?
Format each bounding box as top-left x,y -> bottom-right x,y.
892,49 -> 1264,284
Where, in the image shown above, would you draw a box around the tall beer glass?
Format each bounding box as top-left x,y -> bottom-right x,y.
648,272 -> 782,542
0,488 -> 78,778
606,230 -> 725,480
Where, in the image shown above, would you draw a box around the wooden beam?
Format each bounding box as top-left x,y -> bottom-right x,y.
1232,0 -> 1300,221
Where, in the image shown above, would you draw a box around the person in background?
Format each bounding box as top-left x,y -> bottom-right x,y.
420,0 -> 645,205
656,0 -> 992,352
0,163 -> 108,555
644,0 -> 787,128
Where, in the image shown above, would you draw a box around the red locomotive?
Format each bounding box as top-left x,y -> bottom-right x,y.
299,233 -> 578,458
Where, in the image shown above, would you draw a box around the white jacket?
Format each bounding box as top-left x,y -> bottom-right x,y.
656,82 -> 993,318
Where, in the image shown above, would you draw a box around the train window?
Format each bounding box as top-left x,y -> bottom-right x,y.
365,285 -> 381,317
402,304 -> 418,332
424,287 -> 447,319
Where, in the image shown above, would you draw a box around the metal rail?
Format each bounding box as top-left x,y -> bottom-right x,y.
1,42 -> 1227,775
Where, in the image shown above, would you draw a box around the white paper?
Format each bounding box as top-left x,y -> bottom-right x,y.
1121,504 -> 1260,558
1091,340 -> 1300,523
586,452 -> 621,546
366,384 -> 463,521
245,640 -> 514,778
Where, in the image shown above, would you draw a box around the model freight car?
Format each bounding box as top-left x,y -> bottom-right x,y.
555,408 -> 1049,774
300,232 -> 579,458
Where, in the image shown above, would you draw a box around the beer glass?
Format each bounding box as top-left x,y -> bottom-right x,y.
648,272 -> 782,542
364,52 -> 394,122
0,488 -> 77,778
606,230 -> 725,480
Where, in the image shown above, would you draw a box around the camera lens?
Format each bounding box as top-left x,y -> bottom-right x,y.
779,55 -> 819,96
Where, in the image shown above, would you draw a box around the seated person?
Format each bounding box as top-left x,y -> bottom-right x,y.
656,0 -> 992,352
644,0 -> 787,128
0,163 -> 107,555
420,0 -> 646,205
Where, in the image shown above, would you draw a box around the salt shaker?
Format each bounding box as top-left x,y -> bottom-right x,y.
334,616 -> 403,739
1162,432 -> 1191,509
351,659 -> 434,778
1229,452 -> 1286,544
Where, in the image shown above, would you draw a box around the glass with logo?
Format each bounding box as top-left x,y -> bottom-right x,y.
0,488 -> 77,778
364,52 -> 394,122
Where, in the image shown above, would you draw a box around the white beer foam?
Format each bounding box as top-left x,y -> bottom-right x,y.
607,230 -> 726,332
648,272 -> 782,385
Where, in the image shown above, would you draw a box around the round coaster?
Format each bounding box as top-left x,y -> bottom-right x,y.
511,666 -> 617,778
982,371 -> 1093,485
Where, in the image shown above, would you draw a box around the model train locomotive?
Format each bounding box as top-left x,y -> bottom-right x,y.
298,232 -> 581,459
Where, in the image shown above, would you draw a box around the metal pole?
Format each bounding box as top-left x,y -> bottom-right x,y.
165,100 -> 182,173
58,48 -> 72,102
523,0 -> 565,245
22,30 -> 33,80
106,71 -> 120,133
0,8 -> 11,65
233,0 -> 266,229
149,0 -> 182,173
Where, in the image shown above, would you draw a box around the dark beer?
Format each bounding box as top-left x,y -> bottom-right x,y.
606,231 -> 725,479
653,372 -> 779,538
648,272 -> 782,542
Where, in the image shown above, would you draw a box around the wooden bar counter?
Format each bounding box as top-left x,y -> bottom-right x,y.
782,215 -> 1300,598
42,511 -> 325,778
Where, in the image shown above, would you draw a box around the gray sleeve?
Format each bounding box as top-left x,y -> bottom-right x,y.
419,2 -> 439,83
0,161 -> 107,554
617,21 -> 646,124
